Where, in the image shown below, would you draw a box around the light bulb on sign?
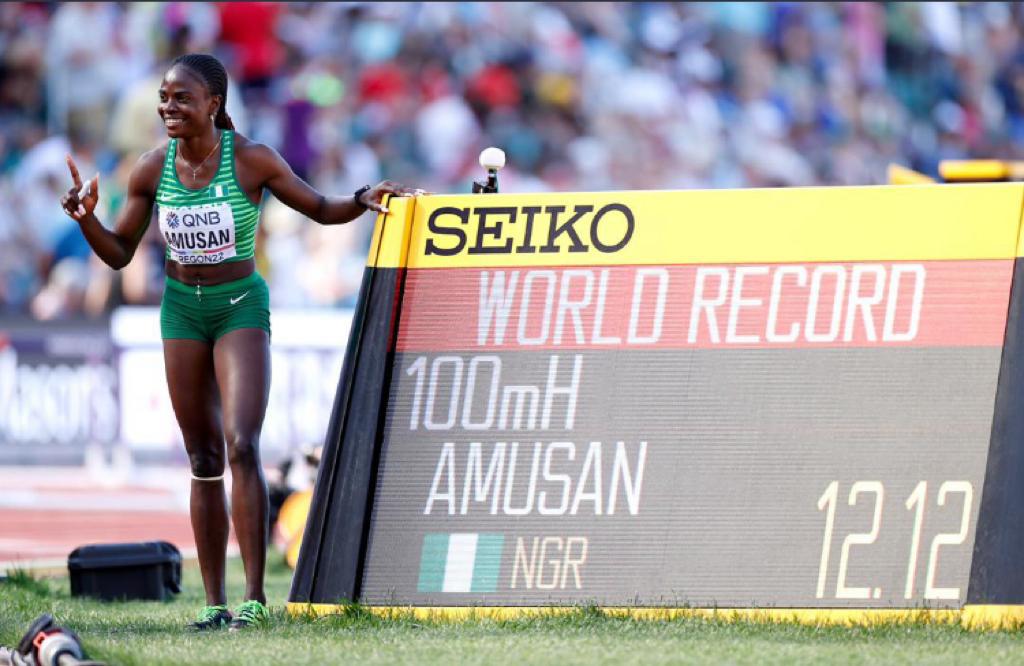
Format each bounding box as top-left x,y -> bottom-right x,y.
473,147 -> 505,193
479,147 -> 506,171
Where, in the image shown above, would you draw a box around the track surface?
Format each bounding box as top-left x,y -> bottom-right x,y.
0,466 -> 236,570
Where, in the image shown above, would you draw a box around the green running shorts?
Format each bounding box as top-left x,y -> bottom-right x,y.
160,272 -> 271,342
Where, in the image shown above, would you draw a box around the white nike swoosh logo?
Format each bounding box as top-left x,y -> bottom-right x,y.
230,291 -> 250,305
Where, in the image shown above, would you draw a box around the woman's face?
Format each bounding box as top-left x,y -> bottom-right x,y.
157,66 -> 218,139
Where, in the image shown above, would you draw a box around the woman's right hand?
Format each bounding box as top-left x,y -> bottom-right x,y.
61,154 -> 100,221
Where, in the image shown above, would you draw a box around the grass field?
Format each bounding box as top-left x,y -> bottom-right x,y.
2,559 -> 1023,665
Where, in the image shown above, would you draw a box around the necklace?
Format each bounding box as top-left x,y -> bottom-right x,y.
177,133 -> 222,181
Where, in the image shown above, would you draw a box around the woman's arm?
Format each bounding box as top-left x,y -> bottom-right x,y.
61,152 -> 162,270
243,141 -> 421,225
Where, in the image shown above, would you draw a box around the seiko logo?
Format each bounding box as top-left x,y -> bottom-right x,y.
424,204 -> 636,257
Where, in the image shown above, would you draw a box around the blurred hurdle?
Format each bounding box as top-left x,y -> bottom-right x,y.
889,160 -> 1024,184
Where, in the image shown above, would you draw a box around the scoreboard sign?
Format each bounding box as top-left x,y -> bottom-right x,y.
290,184 -> 1024,625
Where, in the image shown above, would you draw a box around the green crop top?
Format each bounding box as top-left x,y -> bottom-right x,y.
155,130 -> 261,265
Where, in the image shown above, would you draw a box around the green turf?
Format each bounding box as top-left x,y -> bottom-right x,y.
1,558 -> 1022,665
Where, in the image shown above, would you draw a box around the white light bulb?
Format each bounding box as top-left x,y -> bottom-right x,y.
479,147 -> 506,171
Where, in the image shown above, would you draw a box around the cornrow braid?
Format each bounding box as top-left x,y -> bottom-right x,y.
171,53 -> 235,130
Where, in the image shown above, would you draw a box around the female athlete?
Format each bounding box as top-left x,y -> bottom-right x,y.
61,53 -> 420,631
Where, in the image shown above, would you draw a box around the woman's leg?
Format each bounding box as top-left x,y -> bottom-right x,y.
213,328 -> 271,604
163,338 -> 228,607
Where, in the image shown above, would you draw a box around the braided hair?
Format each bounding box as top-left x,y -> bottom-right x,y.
170,54 -> 235,130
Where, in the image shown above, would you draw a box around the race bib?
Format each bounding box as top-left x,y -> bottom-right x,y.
159,202 -> 237,265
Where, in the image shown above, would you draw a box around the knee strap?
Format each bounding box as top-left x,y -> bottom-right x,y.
191,472 -> 225,481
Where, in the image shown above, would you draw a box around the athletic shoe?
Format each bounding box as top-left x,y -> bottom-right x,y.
187,605 -> 232,631
228,600 -> 269,631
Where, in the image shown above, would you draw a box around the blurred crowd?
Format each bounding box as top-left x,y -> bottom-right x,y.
2,2 -> 1024,320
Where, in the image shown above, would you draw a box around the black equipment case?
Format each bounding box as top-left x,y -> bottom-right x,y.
68,541 -> 182,601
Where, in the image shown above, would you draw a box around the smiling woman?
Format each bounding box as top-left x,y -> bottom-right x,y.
58,52 -> 423,633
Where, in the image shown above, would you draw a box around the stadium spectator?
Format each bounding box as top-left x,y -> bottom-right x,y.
44,3 -> 128,143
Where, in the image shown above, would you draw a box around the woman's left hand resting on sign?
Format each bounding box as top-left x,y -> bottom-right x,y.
358,180 -> 428,214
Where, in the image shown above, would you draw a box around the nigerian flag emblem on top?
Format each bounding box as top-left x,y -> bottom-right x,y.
418,533 -> 504,593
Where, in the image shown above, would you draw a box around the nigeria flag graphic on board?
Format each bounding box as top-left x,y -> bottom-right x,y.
418,533 -> 505,593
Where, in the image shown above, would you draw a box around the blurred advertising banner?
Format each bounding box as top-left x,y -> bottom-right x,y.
0,307 -> 352,466
0,319 -> 117,465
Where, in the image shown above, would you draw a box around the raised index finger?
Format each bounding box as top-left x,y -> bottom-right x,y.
66,154 -> 83,189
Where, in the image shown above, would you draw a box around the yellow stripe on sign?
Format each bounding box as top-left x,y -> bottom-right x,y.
393,184 -> 1024,268
887,163 -> 935,185
286,603 -> 1024,630
1017,193 -> 1024,258
961,605 -> 1024,630
366,195 -> 417,268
